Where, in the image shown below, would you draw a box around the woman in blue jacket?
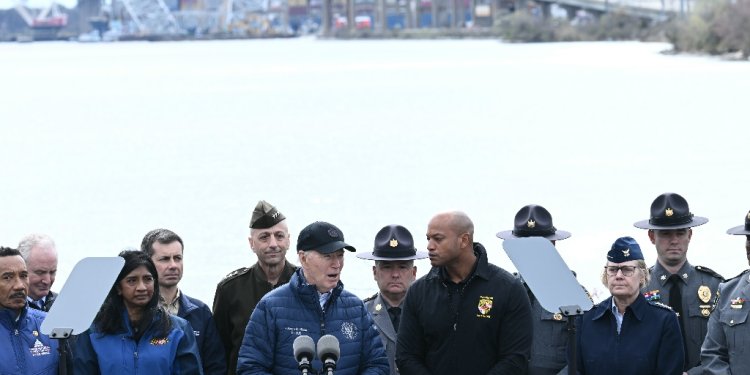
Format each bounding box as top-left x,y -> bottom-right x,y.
575,237 -> 684,375
73,250 -> 203,374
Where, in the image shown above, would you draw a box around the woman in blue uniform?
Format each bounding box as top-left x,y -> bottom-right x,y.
73,250 -> 203,374
575,236 -> 684,375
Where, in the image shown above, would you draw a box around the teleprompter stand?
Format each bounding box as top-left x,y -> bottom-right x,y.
41,257 -> 125,375
502,237 -> 593,375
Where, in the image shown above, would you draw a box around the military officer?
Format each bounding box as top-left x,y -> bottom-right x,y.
357,224 -> 428,375
634,192 -> 724,374
497,204 -> 576,375
700,210 -> 750,374
213,200 -> 297,375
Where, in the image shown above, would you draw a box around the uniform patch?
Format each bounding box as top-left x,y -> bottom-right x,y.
730,297 -> 745,309
341,322 -> 358,340
29,339 -> 51,357
644,290 -> 661,302
150,337 -> 170,346
477,296 -> 493,318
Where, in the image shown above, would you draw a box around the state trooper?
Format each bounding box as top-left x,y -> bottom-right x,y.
700,210 -> 750,374
496,204 -> 580,375
634,192 -> 724,374
357,224 -> 429,375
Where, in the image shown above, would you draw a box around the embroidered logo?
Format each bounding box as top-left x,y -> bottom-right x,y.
477,296 -> 493,318
341,322 -> 358,340
643,290 -> 661,302
29,339 -> 51,357
622,248 -> 630,257
150,337 -> 170,346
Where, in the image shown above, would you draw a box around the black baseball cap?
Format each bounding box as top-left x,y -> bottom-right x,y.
297,221 -> 356,254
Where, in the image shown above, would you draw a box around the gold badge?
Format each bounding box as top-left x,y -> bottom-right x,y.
527,220 -> 536,228
32,330 -> 39,337
698,285 -> 711,303
389,239 -> 398,247
665,208 -> 674,217
553,313 -> 563,321
622,248 -> 630,257
375,304 -> 382,311
702,308 -> 710,317
477,296 -> 493,318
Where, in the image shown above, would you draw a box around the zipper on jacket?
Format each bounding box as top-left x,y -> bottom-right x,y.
134,350 -> 139,372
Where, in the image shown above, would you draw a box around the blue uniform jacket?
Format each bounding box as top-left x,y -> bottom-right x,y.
236,268 -> 389,375
0,306 -> 59,375
576,294 -> 684,375
179,292 -> 226,375
73,310 -> 204,374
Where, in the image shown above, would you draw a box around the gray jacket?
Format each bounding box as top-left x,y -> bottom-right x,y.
701,270 -> 750,374
642,261 -> 723,374
365,293 -> 399,375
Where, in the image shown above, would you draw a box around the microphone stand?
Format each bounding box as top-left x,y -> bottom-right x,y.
322,358 -> 336,375
560,305 -> 583,375
298,357 -> 312,375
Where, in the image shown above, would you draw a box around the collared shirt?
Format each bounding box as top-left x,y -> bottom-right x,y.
611,299 -> 624,334
318,291 -> 331,310
159,289 -> 181,315
27,296 -> 46,310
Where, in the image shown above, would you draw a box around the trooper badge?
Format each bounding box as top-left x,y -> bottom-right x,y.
698,285 -> 711,304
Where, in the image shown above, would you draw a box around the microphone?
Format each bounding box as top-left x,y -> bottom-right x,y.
317,334 -> 340,375
293,335 -> 315,374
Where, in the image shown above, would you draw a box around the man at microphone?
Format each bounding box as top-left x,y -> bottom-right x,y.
236,221 -> 389,375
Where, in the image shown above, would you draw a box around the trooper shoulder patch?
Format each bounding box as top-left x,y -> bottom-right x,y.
649,301 -> 674,311
217,267 -> 250,286
695,265 -> 725,281
363,293 -> 378,303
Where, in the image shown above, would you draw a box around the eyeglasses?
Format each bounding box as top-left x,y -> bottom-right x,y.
604,266 -> 637,277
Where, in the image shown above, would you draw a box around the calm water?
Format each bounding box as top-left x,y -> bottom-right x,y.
1,38 -> 749,306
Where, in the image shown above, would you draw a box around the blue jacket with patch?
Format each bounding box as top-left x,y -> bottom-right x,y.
236,268 -> 389,375
178,292 -> 226,375
0,306 -> 60,375
73,310 -> 203,374
576,294 -> 684,375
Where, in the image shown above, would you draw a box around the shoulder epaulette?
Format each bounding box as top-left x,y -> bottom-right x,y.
695,265 -> 724,281
725,269 -> 750,282
649,301 -> 674,311
363,293 -> 378,303
217,267 -> 250,286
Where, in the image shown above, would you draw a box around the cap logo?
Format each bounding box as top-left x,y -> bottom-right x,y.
328,229 -> 339,238
665,208 -> 674,217
527,220 -> 536,228
271,211 -> 280,219
622,248 -> 630,257
389,239 -> 398,247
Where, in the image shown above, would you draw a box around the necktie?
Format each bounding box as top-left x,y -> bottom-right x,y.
389,307 -> 401,333
668,274 -> 688,370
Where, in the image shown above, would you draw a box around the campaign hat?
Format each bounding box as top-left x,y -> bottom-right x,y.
607,236 -> 644,263
297,221 -> 356,254
633,192 -> 708,230
249,200 -> 286,229
356,225 -> 428,261
727,210 -> 750,235
496,204 -> 571,241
